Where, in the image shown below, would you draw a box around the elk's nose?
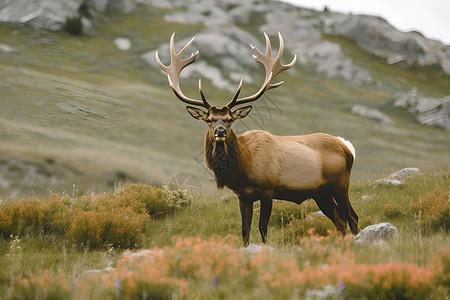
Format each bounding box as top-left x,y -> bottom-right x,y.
214,127 -> 227,142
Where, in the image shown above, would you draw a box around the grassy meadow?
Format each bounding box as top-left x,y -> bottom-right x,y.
1,8 -> 450,199
0,171 -> 448,299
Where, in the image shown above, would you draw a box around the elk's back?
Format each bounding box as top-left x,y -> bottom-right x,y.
239,131 -> 352,191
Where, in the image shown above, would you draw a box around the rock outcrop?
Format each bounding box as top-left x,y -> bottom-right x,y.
351,104 -> 392,124
323,13 -> 450,76
0,0 -> 84,32
152,0 -> 373,85
394,88 -> 450,130
2,0 -> 448,83
0,0 -> 134,34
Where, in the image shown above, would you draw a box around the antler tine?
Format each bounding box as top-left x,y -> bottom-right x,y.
198,79 -> 211,107
226,32 -> 296,109
226,79 -> 243,109
155,33 -> 211,109
268,32 -> 297,90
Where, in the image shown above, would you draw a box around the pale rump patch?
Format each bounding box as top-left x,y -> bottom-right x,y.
276,141 -> 322,190
337,137 -> 356,160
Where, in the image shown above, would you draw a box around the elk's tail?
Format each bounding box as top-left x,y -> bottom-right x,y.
337,137 -> 356,160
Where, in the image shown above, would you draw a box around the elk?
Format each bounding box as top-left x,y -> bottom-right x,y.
156,32 -> 359,246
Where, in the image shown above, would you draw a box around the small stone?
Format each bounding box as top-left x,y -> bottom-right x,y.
361,195 -> 372,202
221,195 -> 232,202
0,43 -> 16,53
355,223 -> 398,244
84,267 -> 114,275
122,249 -> 160,258
114,37 -> 131,51
374,179 -> 402,187
306,285 -> 337,300
240,243 -> 274,254
313,210 -> 327,217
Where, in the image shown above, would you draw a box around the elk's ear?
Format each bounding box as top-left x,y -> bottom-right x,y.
232,106 -> 252,120
186,106 -> 207,120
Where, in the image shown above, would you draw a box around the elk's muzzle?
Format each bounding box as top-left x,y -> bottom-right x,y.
214,127 -> 227,142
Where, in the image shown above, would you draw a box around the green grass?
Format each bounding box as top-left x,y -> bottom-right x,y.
0,171 -> 448,299
1,5 -> 450,199
0,236 -> 115,298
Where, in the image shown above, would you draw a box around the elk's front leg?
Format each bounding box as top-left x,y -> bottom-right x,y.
239,199 -> 253,247
259,196 -> 273,244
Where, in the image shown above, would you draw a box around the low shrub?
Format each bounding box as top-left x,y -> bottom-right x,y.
114,184 -> 175,218
11,270 -> 70,300
283,213 -> 335,243
67,207 -> 148,248
0,205 -> 14,237
358,215 -> 377,230
0,198 -> 45,236
271,200 -> 319,227
382,202 -> 404,219
429,248 -> 450,290
43,194 -> 72,235
9,236 -> 446,300
410,188 -> 449,232
337,263 -> 434,299
0,184 -> 190,248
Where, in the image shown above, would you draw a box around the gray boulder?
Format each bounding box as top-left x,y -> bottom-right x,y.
0,0 -> 84,31
388,167 -> 421,181
374,167 -> 421,187
0,0 -> 135,33
355,223 -> 398,244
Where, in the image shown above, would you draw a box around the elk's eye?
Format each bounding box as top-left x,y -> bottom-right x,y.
206,119 -> 212,124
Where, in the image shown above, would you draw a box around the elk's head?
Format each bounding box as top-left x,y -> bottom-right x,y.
155,32 -> 296,143
185,105 -> 252,142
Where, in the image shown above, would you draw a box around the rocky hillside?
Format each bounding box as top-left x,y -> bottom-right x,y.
0,0 -> 449,198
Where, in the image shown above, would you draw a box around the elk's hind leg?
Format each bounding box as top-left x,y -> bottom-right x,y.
313,192 -> 347,234
332,187 -> 359,235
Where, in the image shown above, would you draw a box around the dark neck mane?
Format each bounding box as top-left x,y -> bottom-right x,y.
204,130 -> 246,189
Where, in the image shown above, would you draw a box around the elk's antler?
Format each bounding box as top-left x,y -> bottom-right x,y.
155,33 -> 212,109
226,32 -> 297,109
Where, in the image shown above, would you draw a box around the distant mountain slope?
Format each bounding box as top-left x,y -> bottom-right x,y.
0,0 -> 449,198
